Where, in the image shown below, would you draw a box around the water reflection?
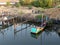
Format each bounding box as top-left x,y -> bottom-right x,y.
45,24 -> 60,36
0,22 -> 60,45
30,31 -> 43,39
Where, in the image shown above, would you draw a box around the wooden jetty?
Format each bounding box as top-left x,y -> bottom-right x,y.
0,15 -> 16,25
0,13 -> 46,25
0,12 -> 49,32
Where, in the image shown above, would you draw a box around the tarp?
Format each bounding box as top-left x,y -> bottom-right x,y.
31,27 -> 37,33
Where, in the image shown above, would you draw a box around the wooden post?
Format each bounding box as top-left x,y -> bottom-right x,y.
2,21 -> 4,26
21,23 -> 22,30
42,14 -> 43,23
14,23 -> 16,30
2,16 -> 4,26
13,18 -> 16,30
21,17 -> 22,22
46,16 -> 48,22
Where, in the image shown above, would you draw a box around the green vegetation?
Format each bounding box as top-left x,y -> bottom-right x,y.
19,0 -> 60,8
36,14 -> 42,19
6,0 -> 60,8
15,2 -> 20,7
28,5 -> 32,9
31,1 -> 40,7
6,2 -> 11,6
32,0 -> 53,8
37,7 -> 45,12
36,14 -> 47,21
19,0 -> 24,5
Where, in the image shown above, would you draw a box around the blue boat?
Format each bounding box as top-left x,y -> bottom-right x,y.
31,26 -> 45,34
31,22 -> 46,34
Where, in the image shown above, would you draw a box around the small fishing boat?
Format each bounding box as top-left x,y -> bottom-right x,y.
31,22 -> 46,34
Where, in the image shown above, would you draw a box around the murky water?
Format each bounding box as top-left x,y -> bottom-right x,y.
0,22 -> 60,45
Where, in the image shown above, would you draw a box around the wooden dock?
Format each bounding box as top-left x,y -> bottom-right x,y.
0,13 -> 49,30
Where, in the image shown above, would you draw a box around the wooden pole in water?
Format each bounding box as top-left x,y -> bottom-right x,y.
46,16 -> 47,22
42,14 -> 44,24
13,18 -> 16,30
2,11 -> 4,26
21,16 -> 22,22
20,23 -> 22,30
2,21 -> 4,26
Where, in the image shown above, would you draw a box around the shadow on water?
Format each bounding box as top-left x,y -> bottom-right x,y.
45,24 -> 60,37
28,21 -> 60,39
0,24 -> 13,29
30,31 -> 43,39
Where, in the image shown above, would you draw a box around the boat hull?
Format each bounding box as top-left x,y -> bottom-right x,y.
31,27 -> 44,34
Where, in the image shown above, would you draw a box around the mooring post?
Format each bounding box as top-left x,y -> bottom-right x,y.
16,17 -> 17,23
14,23 -> 16,30
21,17 -> 22,22
42,14 -> 44,23
26,23 -> 27,28
13,17 -> 16,30
2,12 -> 4,26
2,21 -> 4,26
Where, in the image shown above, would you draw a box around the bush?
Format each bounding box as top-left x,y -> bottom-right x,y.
36,14 -> 42,19
20,0 -> 24,5
6,2 -> 11,6
28,5 -> 32,9
15,2 -> 20,7
31,1 -> 40,7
